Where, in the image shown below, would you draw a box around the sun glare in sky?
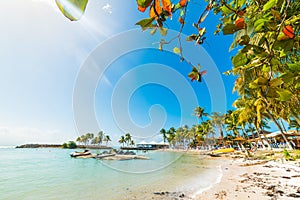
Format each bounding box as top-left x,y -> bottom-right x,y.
0,0 -> 239,145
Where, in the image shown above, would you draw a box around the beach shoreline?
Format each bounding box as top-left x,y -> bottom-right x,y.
2,147 -> 300,199
194,155 -> 300,200
133,150 -> 300,200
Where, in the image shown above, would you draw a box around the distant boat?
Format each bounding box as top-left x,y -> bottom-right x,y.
70,149 -> 94,158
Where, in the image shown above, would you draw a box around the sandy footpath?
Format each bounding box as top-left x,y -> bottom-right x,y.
195,158 -> 300,200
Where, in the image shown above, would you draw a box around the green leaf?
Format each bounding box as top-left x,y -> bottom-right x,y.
137,0 -> 153,7
221,6 -> 232,15
186,34 -> 197,41
280,72 -> 295,84
55,0 -> 88,21
222,24 -> 239,35
273,39 -> 294,53
241,44 -> 253,53
135,18 -> 155,30
276,89 -> 292,101
262,64 -> 269,72
173,47 -> 181,54
254,77 -> 268,85
269,78 -> 283,87
232,52 -> 248,67
188,71 -> 200,82
237,0 -> 246,8
180,10 -> 185,17
258,37 -> 267,46
249,82 -> 258,89
288,62 -> 300,71
199,27 -> 206,36
158,27 -> 168,36
295,82 -> 300,89
150,28 -> 157,35
238,35 -> 250,45
254,19 -> 269,32
263,0 -> 277,11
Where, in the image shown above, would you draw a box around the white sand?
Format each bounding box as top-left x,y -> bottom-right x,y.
195,158 -> 300,200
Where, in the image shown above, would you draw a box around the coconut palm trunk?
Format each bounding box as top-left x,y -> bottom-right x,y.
266,110 -> 293,149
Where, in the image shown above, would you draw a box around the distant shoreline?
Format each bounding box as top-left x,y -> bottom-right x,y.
15,144 -> 112,149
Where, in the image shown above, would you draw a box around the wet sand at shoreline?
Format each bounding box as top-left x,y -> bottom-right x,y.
195,157 -> 300,200
123,150 -> 300,200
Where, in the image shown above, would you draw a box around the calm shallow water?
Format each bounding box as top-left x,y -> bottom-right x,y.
0,148 -> 221,199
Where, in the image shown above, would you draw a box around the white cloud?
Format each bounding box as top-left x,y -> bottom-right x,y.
102,3 -> 112,14
0,126 -> 73,146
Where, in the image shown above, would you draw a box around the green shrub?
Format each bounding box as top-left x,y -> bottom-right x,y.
62,143 -> 68,148
68,141 -> 77,149
62,141 -> 77,149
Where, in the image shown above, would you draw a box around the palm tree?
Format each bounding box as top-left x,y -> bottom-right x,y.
169,127 -> 176,134
174,127 -> 184,148
118,136 -> 126,147
98,131 -> 104,145
194,106 -> 208,122
210,112 -> 225,140
76,136 -> 82,145
87,133 -> 94,144
160,128 -> 167,144
80,134 -> 88,145
103,135 -> 111,146
130,140 -> 135,147
225,110 -> 241,137
289,120 -> 300,131
125,133 -> 132,146
91,136 -> 100,145
167,127 -> 176,147
188,125 -> 198,148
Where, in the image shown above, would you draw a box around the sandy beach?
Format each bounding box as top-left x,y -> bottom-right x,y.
195,156 -> 300,200
128,151 -> 300,200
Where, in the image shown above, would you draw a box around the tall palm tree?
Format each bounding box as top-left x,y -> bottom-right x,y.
103,135 -> 111,146
194,106 -> 208,122
81,134 -> 88,145
86,133 -> 94,144
210,112 -> 225,140
160,128 -> 167,144
188,125 -> 197,148
289,120 -> 300,131
169,127 -> 176,134
225,111 -> 240,137
98,131 -> 104,145
130,140 -> 135,147
118,136 -> 126,147
174,127 -> 184,148
91,136 -> 100,145
125,133 -> 132,146
167,127 -> 176,146
76,137 -> 82,145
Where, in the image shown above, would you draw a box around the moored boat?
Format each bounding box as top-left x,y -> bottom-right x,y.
70,149 -> 94,158
211,148 -> 235,155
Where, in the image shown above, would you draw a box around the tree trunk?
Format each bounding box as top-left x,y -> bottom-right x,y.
291,110 -> 300,126
254,124 -> 266,150
266,110 -> 293,150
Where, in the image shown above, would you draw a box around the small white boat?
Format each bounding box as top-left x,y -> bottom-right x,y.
70,150 -> 93,158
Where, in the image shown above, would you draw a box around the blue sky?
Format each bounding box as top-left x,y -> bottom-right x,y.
0,0 -> 240,146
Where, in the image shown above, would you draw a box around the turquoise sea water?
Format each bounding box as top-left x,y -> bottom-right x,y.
0,148 -> 222,200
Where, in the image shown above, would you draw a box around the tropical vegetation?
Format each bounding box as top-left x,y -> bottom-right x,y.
62,141 -> 77,149
118,133 -> 135,147
76,131 -> 111,146
55,1 -> 299,150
